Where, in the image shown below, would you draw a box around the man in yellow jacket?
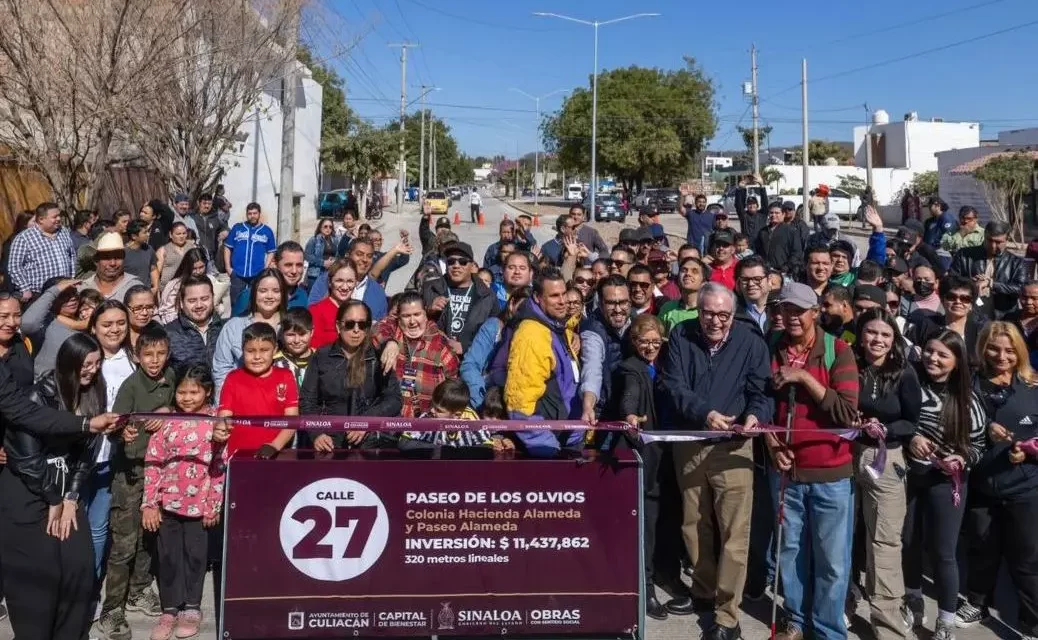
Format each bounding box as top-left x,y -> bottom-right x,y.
504,268 -> 584,455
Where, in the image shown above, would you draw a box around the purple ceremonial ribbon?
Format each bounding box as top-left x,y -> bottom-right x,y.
929,454 -> 965,506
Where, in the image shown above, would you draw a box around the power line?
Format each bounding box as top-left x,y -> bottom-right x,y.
761,17 -> 1038,101
398,0 -> 561,32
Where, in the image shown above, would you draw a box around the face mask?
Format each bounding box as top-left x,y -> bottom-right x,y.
914,280 -> 935,297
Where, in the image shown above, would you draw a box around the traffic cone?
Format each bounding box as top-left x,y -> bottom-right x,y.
453,211 -> 461,225
478,211 -> 485,226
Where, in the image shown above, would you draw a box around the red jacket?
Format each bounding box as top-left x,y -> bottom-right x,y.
770,329 -> 859,483
308,297 -> 340,350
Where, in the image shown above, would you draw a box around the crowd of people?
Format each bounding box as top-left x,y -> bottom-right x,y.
0,186 -> 1035,640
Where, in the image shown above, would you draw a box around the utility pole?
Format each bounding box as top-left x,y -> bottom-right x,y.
428,117 -> 434,189
277,5 -> 300,241
801,58 -> 810,224
419,87 -> 429,200
751,44 -> 760,178
389,42 -> 417,214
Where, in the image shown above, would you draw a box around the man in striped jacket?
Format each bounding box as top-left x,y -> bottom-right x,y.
764,282 -> 860,640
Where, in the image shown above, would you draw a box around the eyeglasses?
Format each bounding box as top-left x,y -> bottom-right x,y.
339,320 -> 371,331
603,298 -> 631,307
128,304 -> 155,314
943,293 -> 973,304
700,310 -> 733,323
636,339 -> 663,348
608,259 -> 629,268
629,281 -> 652,290
573,277 -> 594,286
446,257 -> 471,267
887,300 -> 900,310
739,276 -> 766,286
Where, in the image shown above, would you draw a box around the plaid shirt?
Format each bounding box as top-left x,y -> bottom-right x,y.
373,316 -> 459,417
8,226 -> 75,293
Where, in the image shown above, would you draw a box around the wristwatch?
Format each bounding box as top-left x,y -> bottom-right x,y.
64,491 -> 80,503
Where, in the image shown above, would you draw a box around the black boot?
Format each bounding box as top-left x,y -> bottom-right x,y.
646,582 -> 668,621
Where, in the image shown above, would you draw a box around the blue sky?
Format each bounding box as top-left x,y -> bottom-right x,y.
309,0 -> 1038,158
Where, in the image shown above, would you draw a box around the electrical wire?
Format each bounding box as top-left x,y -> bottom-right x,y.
398,0 -> 560,33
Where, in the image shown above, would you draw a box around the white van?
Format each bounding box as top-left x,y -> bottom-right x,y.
566,183 -> 583,201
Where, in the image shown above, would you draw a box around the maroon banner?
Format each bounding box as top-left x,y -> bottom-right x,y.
221,451 -> 641,638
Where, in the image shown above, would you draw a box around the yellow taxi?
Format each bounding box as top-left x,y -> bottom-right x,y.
425,190 -> 450,215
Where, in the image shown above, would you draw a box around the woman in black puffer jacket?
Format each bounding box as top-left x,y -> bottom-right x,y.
1,332 -> 103,639
300,300 -> 402,450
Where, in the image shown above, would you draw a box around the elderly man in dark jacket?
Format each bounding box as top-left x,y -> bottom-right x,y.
163,275 -> 224,371
661,282 -> 773,640
951,220 -> 1027,318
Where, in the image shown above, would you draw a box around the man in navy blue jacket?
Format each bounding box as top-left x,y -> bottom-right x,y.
660,282 -> 773,640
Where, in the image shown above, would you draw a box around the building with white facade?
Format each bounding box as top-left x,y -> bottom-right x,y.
220,62 -> 323,235
853,114 -> 979,172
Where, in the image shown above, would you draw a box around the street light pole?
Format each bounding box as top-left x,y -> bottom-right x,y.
510,87 -> 567,210
533,12 -> 659,204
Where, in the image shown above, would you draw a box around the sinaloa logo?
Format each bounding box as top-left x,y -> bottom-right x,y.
279,478 -> 389,581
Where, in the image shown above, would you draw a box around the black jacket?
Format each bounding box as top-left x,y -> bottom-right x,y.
189,211 -> 229,271
905,310 -> 986,369
299,343 -> 402,448
735,184 -> 769,220
1,372 -> 97,521
608,356 -> 668,494
767,223 -> 804,274
972,375 -> 1038,499
0,335 -> 35,392
422,277 -> 500,351
661,318 -> 773,430
165,313 -> 225,373
951,245 -> 1027,317
735,299 -> 769,338
742,210 -> 769,250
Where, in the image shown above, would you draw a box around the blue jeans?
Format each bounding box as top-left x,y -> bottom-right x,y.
85,462 -> 113,580
770,472 -> 854,640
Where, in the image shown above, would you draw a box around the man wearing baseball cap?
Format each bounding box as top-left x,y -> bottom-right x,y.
708,229 -> 739,291
766,282 -> 860,640
421,241 -> 499,353
895,219 -> 944,275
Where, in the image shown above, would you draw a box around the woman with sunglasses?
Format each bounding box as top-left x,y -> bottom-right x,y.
308,259 -> 358,350
300,300 -> 401,452
906,275 -> 986,368
955,322 -> 1038,632
902,330 -> 987,639
851,308 -> 921,638
304,219 -> 338,291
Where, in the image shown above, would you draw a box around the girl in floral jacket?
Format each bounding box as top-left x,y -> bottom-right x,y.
141,365 -> 226,640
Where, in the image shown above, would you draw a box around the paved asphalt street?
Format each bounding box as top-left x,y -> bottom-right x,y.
1,195 -> 1016,640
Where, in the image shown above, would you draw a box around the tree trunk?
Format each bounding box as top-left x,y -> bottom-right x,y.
83,127 -> 114,211
358,178 -> 370,220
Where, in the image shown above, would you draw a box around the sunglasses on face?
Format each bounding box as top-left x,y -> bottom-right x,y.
446,257 -> 471,267
339,320 -> 371,331
608,259 -> 629,268
943,293 -> 973,304
629,281 -> 652,290
573,277 -> 594,286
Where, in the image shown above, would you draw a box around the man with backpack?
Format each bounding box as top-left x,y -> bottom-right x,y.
764,282 -> 860,640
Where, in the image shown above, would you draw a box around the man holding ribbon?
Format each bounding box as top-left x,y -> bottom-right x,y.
661,282 -> 772,640
765,282 -> 860,640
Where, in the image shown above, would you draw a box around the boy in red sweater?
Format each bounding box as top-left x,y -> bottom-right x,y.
765,282 -> 859,640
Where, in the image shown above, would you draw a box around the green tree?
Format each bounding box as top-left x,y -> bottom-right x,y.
321,121 -> 396,218
836,174 -> 867,197
908,170 -> 939,198
972,153 -> 1035,242
760,167 -> 784,189
737,125 -> 773,152
542,58 -> 717,193
787,140 -> 853,165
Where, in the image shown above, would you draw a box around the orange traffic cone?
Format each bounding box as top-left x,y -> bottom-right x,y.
477,211 -> 485,226
452,211 -> 461,225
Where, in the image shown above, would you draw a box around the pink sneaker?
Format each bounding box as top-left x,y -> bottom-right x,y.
175,609 -> 202,639
150,613 -> 177,640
